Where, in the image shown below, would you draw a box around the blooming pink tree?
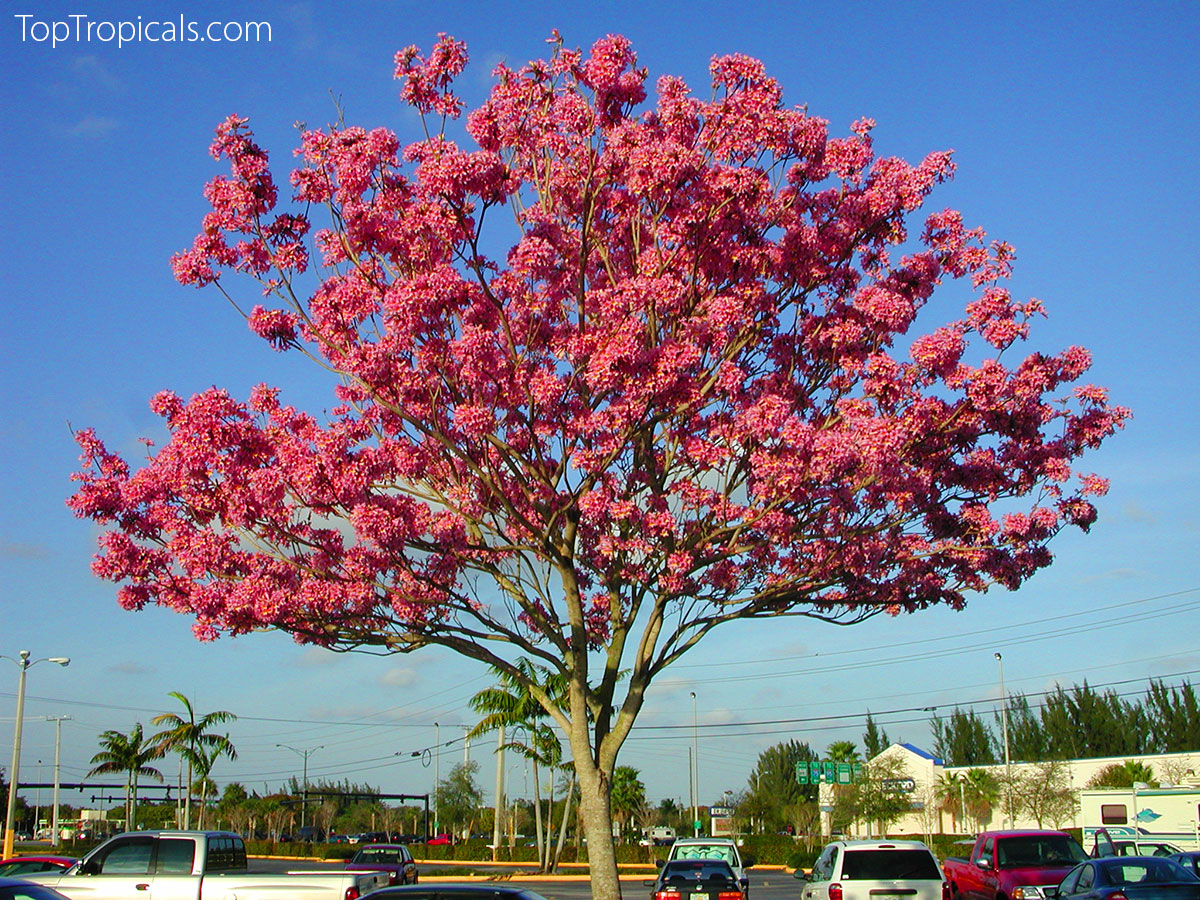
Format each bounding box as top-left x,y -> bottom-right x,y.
71,33 -> 1127,898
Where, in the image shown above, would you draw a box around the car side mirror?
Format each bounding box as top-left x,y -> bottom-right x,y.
743,855 -> 756,868
793,870 -> 808,881
79,860 -> 100,876
975,856 -> 990,870
1045,889 -> 1059,899
655,859 -> 665,869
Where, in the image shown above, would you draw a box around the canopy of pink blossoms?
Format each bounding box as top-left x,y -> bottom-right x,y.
70,34 -> 1128,679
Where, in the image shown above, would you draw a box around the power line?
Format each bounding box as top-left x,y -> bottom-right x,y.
623,668 -> 1200,740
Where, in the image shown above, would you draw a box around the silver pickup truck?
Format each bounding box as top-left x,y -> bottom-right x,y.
25,830 -> 388,900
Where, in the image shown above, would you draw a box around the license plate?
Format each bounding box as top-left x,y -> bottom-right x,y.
690,893 -> 709,900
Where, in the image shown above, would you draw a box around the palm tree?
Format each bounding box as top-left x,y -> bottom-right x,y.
469,660 -> 568,871
88,723 -> 164,831
151,692 -> 237,829
961,767 -> 1000,831
609,766 -> 646,840
935,772 -> 967,833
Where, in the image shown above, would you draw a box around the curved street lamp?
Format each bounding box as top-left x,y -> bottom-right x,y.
3,650 -> 70,858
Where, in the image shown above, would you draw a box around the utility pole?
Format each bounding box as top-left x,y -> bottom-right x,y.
691,691 -> 699,837
46,715 -> 71,846
995,652 -> 1012,828
433,722 -> 440,837
276,744 -> 323,832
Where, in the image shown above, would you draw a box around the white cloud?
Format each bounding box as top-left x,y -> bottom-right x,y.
68,115 -> 119,138
379,667 -> 419,688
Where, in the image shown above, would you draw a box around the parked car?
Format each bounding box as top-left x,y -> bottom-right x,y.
664,838 -> 754,896
346,844 -> 418,886
942,829 -> 1088,900
21,830 -> 390,900
1049,855 -> 1200,898
0,860 -> 77,879
795,839 -> 946,900
648,859 -> 744,900
425,834 -> 453,846
366,886 -> 550,900
0,877 -> 73,900
349,831 -> 390,845
1172,851 -> 1200,877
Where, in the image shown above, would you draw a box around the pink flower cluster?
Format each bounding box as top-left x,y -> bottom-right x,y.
72,34 -> 1129,656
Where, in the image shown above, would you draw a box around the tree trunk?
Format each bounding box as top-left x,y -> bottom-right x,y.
551,771 -> 575,873
130,770 -> 138,831
575,755 -> 620,900
542,770 -> 556,871
533,759 -> 544,872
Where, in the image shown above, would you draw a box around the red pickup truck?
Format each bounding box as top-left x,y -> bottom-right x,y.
942,830 -> 1088,900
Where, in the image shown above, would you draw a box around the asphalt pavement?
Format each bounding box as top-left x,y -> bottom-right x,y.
252,858 -> 799,900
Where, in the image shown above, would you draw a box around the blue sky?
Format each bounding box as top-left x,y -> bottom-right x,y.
1,0 -> 1198,813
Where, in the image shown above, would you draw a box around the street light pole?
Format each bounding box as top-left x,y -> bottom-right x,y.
690,691 -> 699,837
995,652 -> 1012,828
3,650 -> 70,858
439,724 -> 444,844
276,744 -> 323,832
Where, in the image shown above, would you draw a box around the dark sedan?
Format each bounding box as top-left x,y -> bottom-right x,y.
0,877 -> 72,900
365,886 -> 550,900
345,844 -> 418,886
1051,856 -> 1200,899
648,859 -> 745,900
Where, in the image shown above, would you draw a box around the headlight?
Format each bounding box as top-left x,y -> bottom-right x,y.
1011,888 -> 1045,899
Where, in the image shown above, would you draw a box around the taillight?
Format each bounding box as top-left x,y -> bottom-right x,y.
388,871 -> 399,885
942,881 -> 951,900
344,888 -> 360,900
654,892 -> 681,900
717,892 -> 743,900
829,884 -> 843,900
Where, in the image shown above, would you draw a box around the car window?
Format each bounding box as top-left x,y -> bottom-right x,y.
1058,865 -> 1081,895
662,861 -> 736,881
810,847 -> 834,882
1076,865 -> 1094,890
95,838 -> 155,875
1104,858 -> 1191,884
156,838 -> 196,874
840,849 -> 940,880
980,837 -> 994,866
997,835 -> 1086,867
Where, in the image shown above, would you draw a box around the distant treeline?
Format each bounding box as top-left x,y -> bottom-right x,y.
930,678 -> 1200,766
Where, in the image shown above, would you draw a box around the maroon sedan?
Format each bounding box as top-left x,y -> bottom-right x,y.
345,844 -> 418,886
0,859 -> 78,878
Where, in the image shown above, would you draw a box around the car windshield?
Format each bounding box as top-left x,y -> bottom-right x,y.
1100,858 -> 1191,884
355,848 -> 403,863
841,849 -> 941,880
997,836 -> 1087,868
662,861 -> 736,881
674,845 -> 735,865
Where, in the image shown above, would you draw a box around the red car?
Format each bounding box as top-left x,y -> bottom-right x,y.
0,858 -> 78,878
345,844 -> 418,886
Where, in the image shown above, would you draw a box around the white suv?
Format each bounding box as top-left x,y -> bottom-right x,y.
796,839 -> 946,900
